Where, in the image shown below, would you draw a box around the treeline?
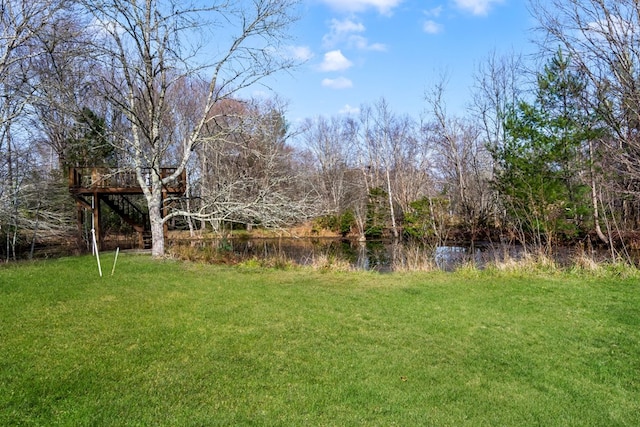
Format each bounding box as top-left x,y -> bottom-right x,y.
3,0 -> 640,260
301,49 -> 625,250
299,0 -> 640,254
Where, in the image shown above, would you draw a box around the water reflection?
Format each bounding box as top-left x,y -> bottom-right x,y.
356,241 -> 369,270
169,237 -> 487,271
434,246 -> 483,271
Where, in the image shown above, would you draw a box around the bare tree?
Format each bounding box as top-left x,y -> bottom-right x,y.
471,50 -> 526,159
0,1 -> 67,131
425,77 -> 494,241
188,97 -> 319,233
0,0 -> 72,259
301,115 -> 356,214
79,0 -> 299,257
358,99 -> 418,239
27,10 -> 107,171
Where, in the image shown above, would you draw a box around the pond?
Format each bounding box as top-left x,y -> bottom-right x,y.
168,237 -> 526,272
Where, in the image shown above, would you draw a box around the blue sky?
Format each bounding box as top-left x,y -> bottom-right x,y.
261,0 -> 538,122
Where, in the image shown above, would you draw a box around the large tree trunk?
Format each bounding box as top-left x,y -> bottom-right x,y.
145,178 -> 165,257
149,200 -> 164,257
138,172 -> 164,258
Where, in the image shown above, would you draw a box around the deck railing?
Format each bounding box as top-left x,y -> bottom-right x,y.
69,167 -> 186,193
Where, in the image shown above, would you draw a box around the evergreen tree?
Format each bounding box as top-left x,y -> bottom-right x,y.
64,108 -> 115,168
492,50 -> 600,246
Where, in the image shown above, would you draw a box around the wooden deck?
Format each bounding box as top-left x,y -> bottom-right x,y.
69,167 -> 186,195
68,167 -> 187,249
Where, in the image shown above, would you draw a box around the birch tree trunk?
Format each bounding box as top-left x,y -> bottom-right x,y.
589,139 -> 608,245
386,168 -> 398,239
148,187 -> 165,257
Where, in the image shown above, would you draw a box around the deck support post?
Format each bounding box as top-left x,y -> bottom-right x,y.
92,193 -> 102,251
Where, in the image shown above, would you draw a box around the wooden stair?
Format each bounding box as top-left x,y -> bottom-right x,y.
101,194 -> 149,232
101,194 -> 152,249
69,167 -> 186,250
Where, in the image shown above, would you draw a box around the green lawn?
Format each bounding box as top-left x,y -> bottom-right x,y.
1,254 -> 639,426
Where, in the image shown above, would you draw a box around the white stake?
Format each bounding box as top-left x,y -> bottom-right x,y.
111,247 -> 120,276
92,228 -> 102,277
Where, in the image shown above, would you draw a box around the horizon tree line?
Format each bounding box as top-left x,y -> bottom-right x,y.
2,0 -> 640,260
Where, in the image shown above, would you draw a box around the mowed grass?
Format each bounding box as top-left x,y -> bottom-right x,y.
1,255 -> 639,426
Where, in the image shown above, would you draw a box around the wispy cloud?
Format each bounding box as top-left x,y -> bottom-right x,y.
331,18 -> 366,35
425,6 -> 443,17
319,50 -> 353,72
350,35 -> 387,51
453,0 -> 504,16
285,45 -> 314,61
318,0 -> 403,15
323,18 -> 364,48
423,20 -> 443,34
323,18 -> 387,51
422,6 -> 444,34
339,104 -> 360,114
322,18 -> 365,48
322,77 -> 354,89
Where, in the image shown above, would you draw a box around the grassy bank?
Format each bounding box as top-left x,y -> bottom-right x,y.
1,255 -> 639,426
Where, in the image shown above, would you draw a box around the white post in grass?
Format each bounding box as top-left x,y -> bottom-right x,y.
111,247 -> 120,276
92,228 -> 102,277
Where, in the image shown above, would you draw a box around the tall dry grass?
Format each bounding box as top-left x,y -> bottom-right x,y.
390,243 -> 438,272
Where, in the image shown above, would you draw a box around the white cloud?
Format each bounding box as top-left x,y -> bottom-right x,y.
323,18 -> 387,51
279,46 -> 314,62
318,0 -> 403,15
322,77 -> 354,89
350,35 -> 387,51
286,45 -> 314,61
322,19 -> 365,48
339,104 -> 360,114
425,6 -> 443,17
423,20 -> 443,34
453,0 -> 504,16
332,18 -> 366,35
323,18 -> 365,47
319,50 -> 353,72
